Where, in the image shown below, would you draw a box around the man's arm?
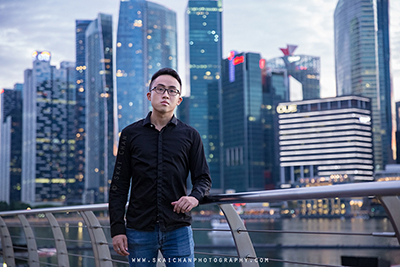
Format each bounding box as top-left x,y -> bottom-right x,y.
108,129 -> 132,238
188,130 -> 212,203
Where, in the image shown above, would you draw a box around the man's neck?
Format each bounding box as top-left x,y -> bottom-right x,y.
150,111 -> 173,131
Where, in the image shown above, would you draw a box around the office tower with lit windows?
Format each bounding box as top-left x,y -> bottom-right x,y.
334,0 -> 392,170
73,19 -> 92,204
84,13 -> 115,204
261,64 -> 289,188
183,0 -> 223,191
0,85 -> 22,204
277,96 -> 373,184
22,52 -> 76,205
267,44 -> 320,101
221,52 -> 264,192
116,0 -> 177,131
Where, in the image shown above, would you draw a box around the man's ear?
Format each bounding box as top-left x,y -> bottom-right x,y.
176,96 -> 183,106
147,92 -> 151,101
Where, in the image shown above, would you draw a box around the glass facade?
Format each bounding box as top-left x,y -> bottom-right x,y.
0,87 -> 22,204
183,0 -> 222,191
22,52 -> 76,204
262,67 -> 289,188
74,20 -> 92,204
85,14 -> 115,204
221,52 -> 264,192
116,0 -> 177,131
267,54 -> 320,100
278,96 -> 373,183
334,0 -> 392,169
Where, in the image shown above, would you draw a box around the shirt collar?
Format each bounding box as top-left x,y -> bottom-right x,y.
143,112 -> 178,127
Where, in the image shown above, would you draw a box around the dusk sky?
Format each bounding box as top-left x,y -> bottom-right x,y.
1,0 -> 399,99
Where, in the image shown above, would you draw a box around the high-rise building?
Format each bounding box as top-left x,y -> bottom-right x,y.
334,0 -> 392,170
22,52 -> 76,205
267,45 -> 320,101
261,63 -> 290,188
116,0 -> 177,131
84,13 -> 115,204
221,52 -> 264,192
73,20 -> 92,204
277,96 -> 373,183
0,85 -> 22,204
183,0 -> 223,191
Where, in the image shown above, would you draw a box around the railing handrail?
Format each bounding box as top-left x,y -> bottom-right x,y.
0,181 -> 399,216
203,180 -> 400,204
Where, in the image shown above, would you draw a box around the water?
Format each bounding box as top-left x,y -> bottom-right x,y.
4,217 -> 400,266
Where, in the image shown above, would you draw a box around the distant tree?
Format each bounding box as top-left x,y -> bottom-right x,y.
10,201 -> 30,211
0,201 -> 10,211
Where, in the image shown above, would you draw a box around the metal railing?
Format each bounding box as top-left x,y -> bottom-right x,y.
0,180 -> 399,267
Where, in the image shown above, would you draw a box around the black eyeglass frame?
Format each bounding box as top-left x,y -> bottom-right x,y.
150,86 -> 181,96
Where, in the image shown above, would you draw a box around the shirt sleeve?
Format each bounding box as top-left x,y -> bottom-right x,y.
188,129 -> 212,202
108,129 -> 132,237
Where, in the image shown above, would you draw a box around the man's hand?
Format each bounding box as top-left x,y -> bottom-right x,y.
171,196 -> 199,213
112,234 -> 129,256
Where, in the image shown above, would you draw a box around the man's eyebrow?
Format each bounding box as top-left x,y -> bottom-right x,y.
156,83 -> 178,89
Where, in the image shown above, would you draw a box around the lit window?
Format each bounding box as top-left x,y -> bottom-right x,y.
117,42 -> 122,47
129,43 -> 133,47
203,22 -> 207,26
200,49 -> 205,53
147,35 -> 152,39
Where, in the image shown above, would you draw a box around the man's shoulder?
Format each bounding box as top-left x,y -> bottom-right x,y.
121,119 -> 145,133
175,119 -> 202,139
176,119 -> 198,132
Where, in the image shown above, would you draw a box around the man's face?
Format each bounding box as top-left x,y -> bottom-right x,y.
147,74 -> 182,115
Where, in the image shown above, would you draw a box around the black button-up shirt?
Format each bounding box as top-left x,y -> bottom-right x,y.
109,112 -> 212,237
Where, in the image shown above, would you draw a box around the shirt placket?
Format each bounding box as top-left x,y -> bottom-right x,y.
156,127 -> 164,227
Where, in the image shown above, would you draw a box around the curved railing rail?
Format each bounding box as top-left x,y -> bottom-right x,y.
0,180 -> 399,267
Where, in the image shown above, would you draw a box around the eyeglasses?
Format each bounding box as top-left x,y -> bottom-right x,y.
151,85 -> 180,96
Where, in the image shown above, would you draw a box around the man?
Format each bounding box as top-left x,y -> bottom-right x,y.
109,68 -> 212,266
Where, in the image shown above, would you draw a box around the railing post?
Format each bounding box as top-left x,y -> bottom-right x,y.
219,204 -> 259,267
45,212 -> 70,267
80,210 -> 113,267
0,217 -> 16,267
377,196 -> 400,244
18,214 -> 40,267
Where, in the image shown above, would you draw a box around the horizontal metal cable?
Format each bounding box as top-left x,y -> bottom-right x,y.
65,252 -> 96,259
192,227 -> 396,237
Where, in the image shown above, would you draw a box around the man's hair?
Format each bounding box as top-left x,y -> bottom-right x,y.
149,68 -> 182,91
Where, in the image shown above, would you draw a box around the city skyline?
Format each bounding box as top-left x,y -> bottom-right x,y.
2,0 -> 399,100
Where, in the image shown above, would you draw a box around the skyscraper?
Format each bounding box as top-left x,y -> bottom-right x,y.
73,20 -> 92,204
116,0 -> 177,131
221,52 -> 264,192
0,85 -> 22,204
261,63 -> 289,188
334,0 -> 392,170
22,52 -> 76,205
84,13 -> 115,204
267,45 -> 320,101
277,96 -> 373,182
184,0 -> 223,191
